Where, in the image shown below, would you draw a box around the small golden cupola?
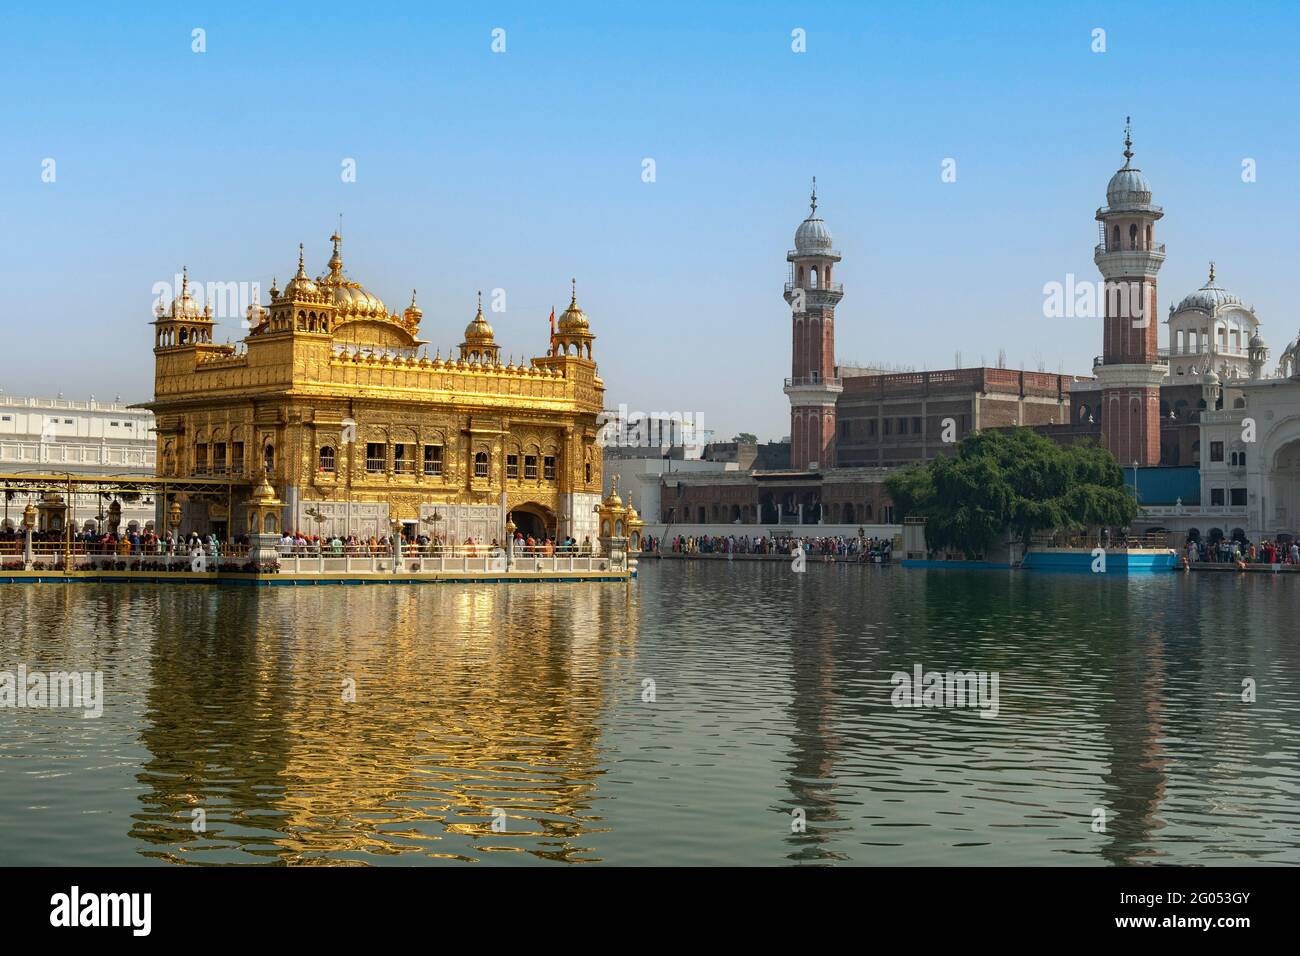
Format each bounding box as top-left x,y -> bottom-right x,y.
266,244 -> 332,335
151,266 -> 217,350
402,289 -> 423,333
553,278 -> 595,360
459,291 -> 500,364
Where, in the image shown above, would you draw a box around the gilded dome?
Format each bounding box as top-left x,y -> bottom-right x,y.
403,290 -> 422,326
320,233 -> 386,316
283,245 -> 319,298
558,282 -> 589,333
331,282 -> 387,316
169,267 -> 203,317
463,294 -> 495,342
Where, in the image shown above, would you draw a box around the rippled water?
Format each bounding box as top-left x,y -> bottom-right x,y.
2,563 -> 1299,866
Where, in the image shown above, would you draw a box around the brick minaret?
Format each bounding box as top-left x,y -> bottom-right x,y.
784,179 -> 844,471
1093,119 -> 1166,466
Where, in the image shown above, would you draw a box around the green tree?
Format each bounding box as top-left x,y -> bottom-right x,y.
885,429 -> 1136,558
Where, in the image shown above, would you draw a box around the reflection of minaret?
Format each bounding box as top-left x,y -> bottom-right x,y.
779,585 -> 846,862
1096,587 -> 1172,865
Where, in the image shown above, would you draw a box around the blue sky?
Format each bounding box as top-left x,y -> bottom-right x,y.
2,1 -> 1297,441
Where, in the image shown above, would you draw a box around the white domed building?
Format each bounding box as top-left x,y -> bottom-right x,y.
1164,264 -> 1265,381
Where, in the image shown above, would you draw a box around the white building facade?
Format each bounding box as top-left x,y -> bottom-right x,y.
0,394 -> 156,531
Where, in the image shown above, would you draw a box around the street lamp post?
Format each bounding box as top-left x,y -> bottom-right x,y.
505,515 -> 516,570
22,502 -> 35,571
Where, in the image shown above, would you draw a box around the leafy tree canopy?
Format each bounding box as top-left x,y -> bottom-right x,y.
885,429 -> 1136,558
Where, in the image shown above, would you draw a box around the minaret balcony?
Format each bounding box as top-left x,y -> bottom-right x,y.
784,375 -> 843,388
1093,244 -> 1165,280
1094,240 -> 1165,256
784,280 -> 843,296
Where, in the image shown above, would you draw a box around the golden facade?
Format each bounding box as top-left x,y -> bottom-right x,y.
143,234 -> 605,543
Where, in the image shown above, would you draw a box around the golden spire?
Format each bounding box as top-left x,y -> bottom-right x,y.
296,243 -> 306,277
1122,116 -> 1134,167
181,265 -> 189,296
1208,261 -> 1216,286
810,176 -> 817,216
570,277 -> 577,308
328,229 -> 343,279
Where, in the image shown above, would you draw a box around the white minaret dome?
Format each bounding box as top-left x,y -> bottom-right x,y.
1106,167 -> 1152,206
794,178 -> 834,254
1104,122 -> 1154,208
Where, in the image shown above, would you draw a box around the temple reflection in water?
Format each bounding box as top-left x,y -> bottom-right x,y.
130,582 -> 639,864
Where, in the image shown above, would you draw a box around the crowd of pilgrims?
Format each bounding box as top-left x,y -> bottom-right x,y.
277,531 -> 597,557
657,532 -> 892,561
1186,535 -> 1300,566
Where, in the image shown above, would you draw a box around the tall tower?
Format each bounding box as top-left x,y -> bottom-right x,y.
784,179 -> 844,471
1093,119 -> 1166,466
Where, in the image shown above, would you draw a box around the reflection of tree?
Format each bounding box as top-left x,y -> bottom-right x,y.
131,583 -> 637,864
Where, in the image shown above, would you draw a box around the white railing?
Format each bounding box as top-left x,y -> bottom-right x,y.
277,553 -> 616,574
0,440 -> 155,468
1139,504 -> 1248,517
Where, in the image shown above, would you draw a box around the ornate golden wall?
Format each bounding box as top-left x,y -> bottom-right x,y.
144,239 -> 604,541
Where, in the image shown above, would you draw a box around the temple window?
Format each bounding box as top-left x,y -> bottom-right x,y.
524,455 -> 538,480
319,446 -> 336,472
366,443 -> 385,473
507,454 -> 519,479
231,442 -> 244,474
543,455 -> 556,480
394,444 -> 413,474
424,445 -> 443,476
474,451 -> 489,478
194,443 -> 208,474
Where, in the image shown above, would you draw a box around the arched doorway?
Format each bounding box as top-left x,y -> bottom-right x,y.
510,503 -> 552,541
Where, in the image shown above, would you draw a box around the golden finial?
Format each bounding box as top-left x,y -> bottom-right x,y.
570,277 -> 577,307
1123,116 -> 1133,166
296,243 -> 306,275
1208,261 -> 1216,285
810,176 -> 817,216
410,289 -> 418,307
181,265 -> 188,295
477,289 -> 483,315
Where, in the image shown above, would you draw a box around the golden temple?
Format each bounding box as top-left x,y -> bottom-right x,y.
142,233 -> 607,545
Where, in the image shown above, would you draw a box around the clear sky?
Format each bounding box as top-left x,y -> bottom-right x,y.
2,1 -> 1297,441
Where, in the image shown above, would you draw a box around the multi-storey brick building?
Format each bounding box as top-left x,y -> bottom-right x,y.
653,127 -> 1285,533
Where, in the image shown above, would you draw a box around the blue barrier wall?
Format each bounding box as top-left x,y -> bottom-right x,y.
1123,465 -> 1200,506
